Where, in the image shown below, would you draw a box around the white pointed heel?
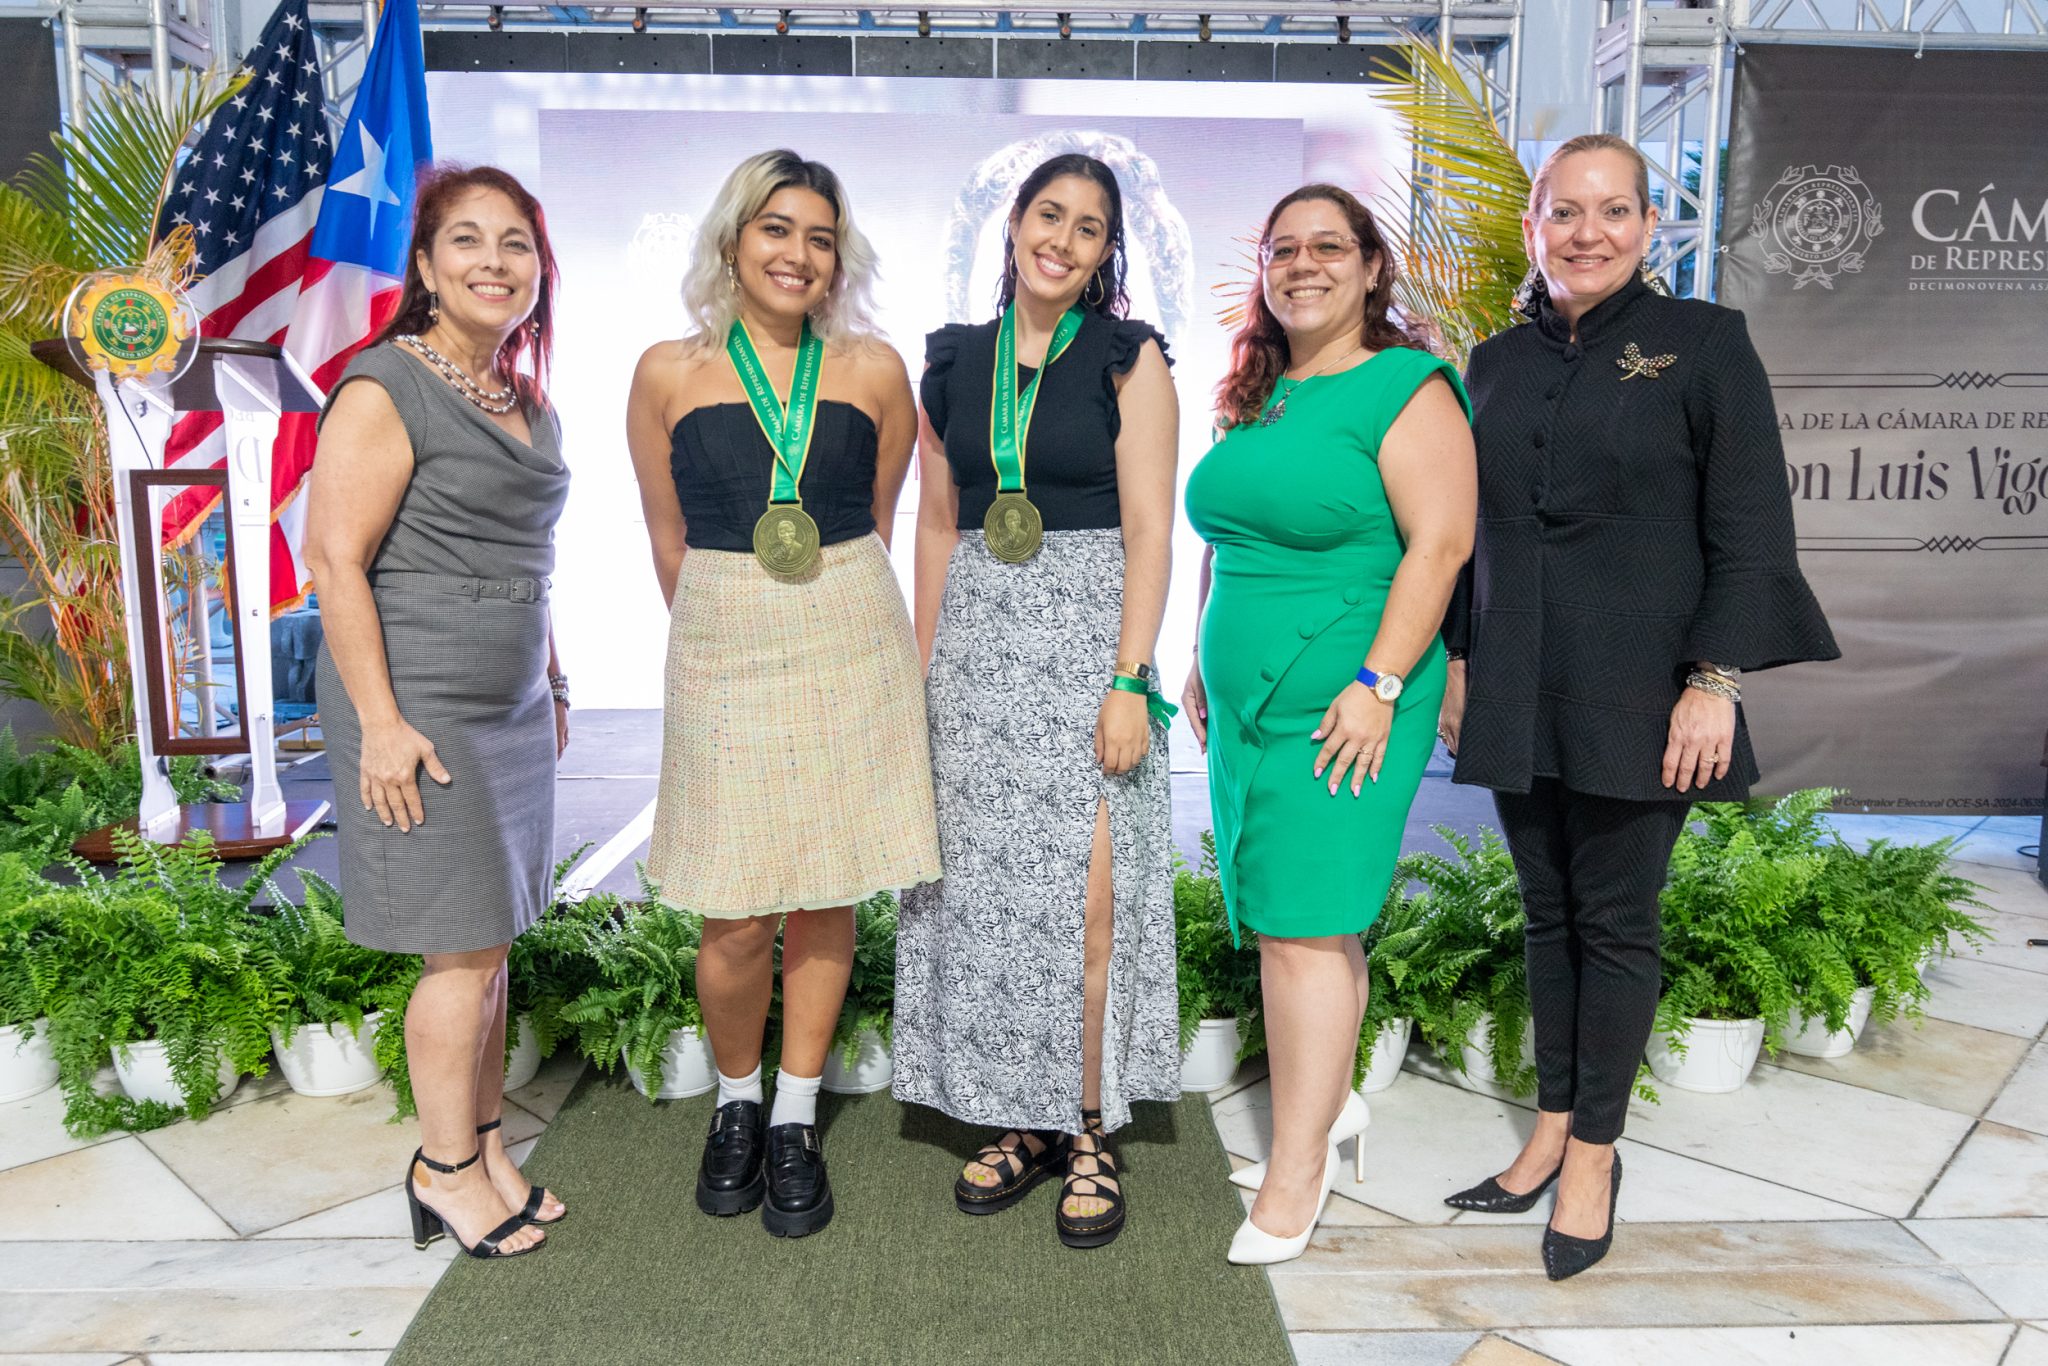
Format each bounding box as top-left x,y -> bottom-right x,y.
1230,1091 -> 1370,1191
1227,1142 -> 1340,1266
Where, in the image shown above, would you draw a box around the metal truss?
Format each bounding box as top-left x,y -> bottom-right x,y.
1596,0 -> 2048,300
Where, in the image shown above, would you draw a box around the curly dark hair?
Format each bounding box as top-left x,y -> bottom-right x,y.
1215,184 -> 1427,430
995,153 -> 1129,321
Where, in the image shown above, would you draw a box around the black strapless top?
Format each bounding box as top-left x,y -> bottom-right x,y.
670,400 -> 879,551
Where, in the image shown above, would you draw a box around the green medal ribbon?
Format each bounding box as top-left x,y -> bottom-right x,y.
989,305 -> 1085,494
727,318 -> 824,504
1109,672 -> 1180,727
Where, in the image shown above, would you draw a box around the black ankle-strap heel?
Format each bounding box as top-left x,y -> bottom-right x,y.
406,1148 -> 544,1259
478,1118 -> 565,1225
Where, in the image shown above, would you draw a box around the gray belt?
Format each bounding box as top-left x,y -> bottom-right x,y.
372,571 -> 550,603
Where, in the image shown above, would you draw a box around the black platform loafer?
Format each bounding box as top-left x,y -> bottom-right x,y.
695,1100 -> 767,1217
761,1121 -> 834,1239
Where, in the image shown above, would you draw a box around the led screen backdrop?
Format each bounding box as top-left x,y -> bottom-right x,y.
426,72 -> 1410,763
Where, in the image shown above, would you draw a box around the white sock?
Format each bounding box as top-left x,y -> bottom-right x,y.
716,1064 -> 763,1108
769,1070 -> 822,1128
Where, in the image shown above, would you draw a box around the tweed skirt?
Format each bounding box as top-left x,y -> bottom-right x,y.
644,533 -> 942,919
316,580 -> 555,954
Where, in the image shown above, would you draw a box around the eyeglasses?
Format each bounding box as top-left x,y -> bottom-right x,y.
1260,233 -> 1362,268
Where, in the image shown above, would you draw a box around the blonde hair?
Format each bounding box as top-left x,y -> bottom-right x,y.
680,149 -> 881,347
1527,133 -> 1654,217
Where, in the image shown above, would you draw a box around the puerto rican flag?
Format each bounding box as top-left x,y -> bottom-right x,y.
158,0 -> 431,612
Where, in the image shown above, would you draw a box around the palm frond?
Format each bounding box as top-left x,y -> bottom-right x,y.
1371,40 -> 1533,367
16,68 -> 247,270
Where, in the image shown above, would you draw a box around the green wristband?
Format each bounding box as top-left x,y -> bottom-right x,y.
1109,672 -> 1180,726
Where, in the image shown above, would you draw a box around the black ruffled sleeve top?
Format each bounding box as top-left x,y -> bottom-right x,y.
920,311 -> 1170,532
1445,277 -> 1840,802
669,400 -> 879,552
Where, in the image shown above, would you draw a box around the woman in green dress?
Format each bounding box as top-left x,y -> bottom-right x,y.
1182,184 -> 1476,1265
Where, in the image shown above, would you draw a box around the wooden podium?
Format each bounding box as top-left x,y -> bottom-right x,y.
36,336 -> 330,857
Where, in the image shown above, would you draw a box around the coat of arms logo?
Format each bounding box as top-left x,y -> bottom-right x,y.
1750,164 -> 1883,290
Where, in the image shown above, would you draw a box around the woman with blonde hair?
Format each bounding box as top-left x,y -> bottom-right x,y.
1438,133 -> 1835,1278
625,149 -> 941,1240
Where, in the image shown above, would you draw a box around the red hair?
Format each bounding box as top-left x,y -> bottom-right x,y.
370,163 -> 559,402
1215,184 -> 1427,431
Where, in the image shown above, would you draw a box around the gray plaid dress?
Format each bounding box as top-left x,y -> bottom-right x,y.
314,344 -> 570,954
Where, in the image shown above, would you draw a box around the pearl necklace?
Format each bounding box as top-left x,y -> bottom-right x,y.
398,334 -> 518,414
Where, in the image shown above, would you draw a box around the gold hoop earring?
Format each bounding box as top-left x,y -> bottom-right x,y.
1083,273 -> 1105,308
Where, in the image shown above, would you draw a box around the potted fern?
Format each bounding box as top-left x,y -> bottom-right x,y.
1174,834 -> 1263,1093
1778,825 -> 1988,1059
1652,792 -> 1830,1091
1355,864 -> 1423,1093
506,867 -> 617,1090
253,869 -> 409,1097
562,898 -> 715,1101
1399,828 -> 1536,1097
39,833 -> 290,1134
824,890 -> 899,1095
0,853 -> 62,1102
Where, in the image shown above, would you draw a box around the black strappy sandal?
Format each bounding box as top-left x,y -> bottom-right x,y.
1055,1109 -> 1126,1250
954,1129 -> 1068,1215
405,1149 -> 544,1259
478,1118 -> 564,1225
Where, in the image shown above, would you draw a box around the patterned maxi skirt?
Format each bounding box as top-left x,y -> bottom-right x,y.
892,529 -> 1181,1136
644,533 -> 942,918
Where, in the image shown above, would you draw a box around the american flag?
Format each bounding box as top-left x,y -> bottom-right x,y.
158,0 -> 431,613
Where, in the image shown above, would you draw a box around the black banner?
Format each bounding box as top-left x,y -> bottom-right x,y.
1721,45 -> 2047,816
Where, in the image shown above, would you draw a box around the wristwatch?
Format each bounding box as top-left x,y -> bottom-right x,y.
1114,661 -> 1154,683
1355,666 -> 1404,703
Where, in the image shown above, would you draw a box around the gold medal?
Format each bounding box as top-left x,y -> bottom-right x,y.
753,504 -> 821,577
983,491 -> 1043,564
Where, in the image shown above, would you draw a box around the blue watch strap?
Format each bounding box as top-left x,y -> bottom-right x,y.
1356,666 -> 1381,688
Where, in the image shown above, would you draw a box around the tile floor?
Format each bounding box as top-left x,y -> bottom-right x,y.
2,739 -> 2042,1364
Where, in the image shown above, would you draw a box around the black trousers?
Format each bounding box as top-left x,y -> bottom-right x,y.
1492,778 -> 1691,1144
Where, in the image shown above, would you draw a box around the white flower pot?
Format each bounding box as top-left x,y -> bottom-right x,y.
822,1027 -> 894,1094
1359,1017 -> 1412,1094
1647,1017 -> 1766,1093
112,1037 -> 240,1109
0,1019 -> 59,1103
1782,986 -> 1875,1060
1179,1017 -> 1243,1093
1457,1012 -> 1536,1087
624,1025 -> 717,1100
503,1014 -> 541,1092
270,1011 -> 384,1097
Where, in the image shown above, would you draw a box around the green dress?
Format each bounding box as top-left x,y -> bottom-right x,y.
1184,347 -> 1471,940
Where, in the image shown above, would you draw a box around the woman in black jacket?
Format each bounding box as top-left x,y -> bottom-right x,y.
1437,133 -> 1838,1280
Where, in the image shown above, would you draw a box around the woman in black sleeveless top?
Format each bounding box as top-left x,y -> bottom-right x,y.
891,154 -> 1182,1251
625,150 -> 940,1241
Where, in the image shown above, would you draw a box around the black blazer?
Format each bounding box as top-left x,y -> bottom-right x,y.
1444,278 -> 1840,802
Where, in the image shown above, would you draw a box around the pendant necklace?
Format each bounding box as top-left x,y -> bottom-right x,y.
399,334 -> 518,414
1260,341 -> 1366,427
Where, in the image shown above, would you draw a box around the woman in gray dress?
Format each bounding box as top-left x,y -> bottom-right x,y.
307,166 -> 570,1261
